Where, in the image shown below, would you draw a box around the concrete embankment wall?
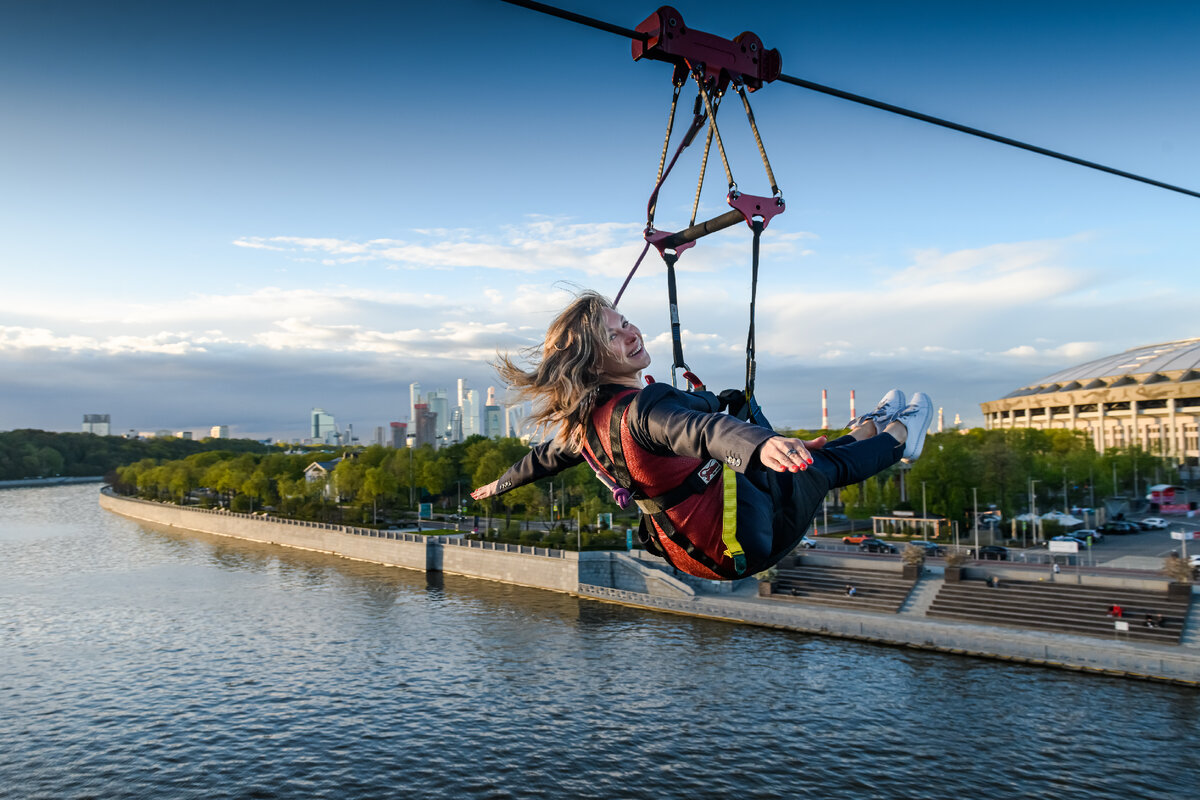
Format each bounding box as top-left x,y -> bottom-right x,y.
100,490 -> 695,598
3,476 -> 104,489
101,491 -> 432,572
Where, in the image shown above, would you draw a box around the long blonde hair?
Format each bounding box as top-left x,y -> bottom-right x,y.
495,290 -> 614,452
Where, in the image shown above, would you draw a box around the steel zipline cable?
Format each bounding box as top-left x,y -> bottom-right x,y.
498,0 -> 1200,200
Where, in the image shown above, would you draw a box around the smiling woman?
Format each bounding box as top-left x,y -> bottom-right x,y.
472,289 -> 934,580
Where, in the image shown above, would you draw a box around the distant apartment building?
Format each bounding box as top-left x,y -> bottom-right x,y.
210,425 -> 229,439
178,431 -> 193,440
389,422 -> 407,448
413,403 -> 438,447
82,414 -> 111,436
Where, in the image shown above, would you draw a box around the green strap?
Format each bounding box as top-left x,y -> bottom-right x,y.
721,465 -> 747,575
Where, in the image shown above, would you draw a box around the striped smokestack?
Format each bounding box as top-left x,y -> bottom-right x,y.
822,389 -> 828,429
850,390 -> 856,422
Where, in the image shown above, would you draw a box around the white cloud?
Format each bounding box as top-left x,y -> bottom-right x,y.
0,326 -> 205,355
232,218 -> 816,281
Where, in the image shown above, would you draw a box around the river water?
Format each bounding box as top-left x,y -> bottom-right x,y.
2,484 -> 1198,799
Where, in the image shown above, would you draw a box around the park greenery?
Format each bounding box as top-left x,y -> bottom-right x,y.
0,428 -> 270,481
110,434 -> 632,548
816,427 -> 1178,533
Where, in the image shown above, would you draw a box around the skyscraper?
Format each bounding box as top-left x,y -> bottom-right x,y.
484,405 -> 503,438
409,382 -> 421,426
311,408 -> 336,443
462,389 -> 480,438
82,414 -> 110,436
427,389 -> 449,444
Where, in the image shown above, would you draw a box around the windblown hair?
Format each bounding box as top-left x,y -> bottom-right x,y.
495,291 -> 614,453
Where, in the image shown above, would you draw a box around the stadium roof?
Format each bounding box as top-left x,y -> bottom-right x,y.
1004,338 -> 1200,398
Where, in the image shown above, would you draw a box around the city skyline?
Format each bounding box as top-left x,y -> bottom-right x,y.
2,1 -> 1198,441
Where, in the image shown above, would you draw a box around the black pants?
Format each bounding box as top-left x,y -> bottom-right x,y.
737,432 -> 905,574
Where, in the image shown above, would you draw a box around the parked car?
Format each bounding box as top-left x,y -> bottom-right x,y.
977,545 -> 1009,561
1051,534 -> 1090,548
859,538 -> 898,554
842,533 -> 871,544
1072,528 -> 1103,543
1099,521 -> 1140,535
800,534 -> 819,549
907,540 -> 945,556
1139,517 -> 1169,529
978,513 -> 1001,525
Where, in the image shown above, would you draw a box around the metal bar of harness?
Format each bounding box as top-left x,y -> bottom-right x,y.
657,209 -> 743,250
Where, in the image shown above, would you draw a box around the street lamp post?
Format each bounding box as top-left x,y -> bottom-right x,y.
1029,478 -> 1040,545
1062,466 -> 1069,514
921,481 -> 927,539
973,487 -> 980,557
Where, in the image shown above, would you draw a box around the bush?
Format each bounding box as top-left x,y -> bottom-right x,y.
901,544 -> 926,567
1163,553 -> 1192,583
230,494 -> 253,512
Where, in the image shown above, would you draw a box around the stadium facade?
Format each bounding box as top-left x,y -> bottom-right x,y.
980,338 -> 1200,464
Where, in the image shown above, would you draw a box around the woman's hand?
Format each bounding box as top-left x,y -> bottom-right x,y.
756,435 -> 827,472
471,480 -> 499,500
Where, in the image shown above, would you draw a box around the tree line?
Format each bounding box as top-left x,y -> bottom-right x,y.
823,426 -> 1180,529
0,428 -> 270,481
112,435 -> 624,533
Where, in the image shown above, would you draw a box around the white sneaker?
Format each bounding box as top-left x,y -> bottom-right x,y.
894,392 -> 934,462
848,389 -> 906,435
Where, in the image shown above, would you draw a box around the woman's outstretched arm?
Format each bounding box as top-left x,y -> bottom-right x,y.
470,440 -> 583,499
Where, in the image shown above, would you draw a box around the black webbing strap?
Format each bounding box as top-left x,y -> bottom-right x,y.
644,507 -> 729,577
605,392 -> 637,489
744,218 -> 763,402
635,459 -> 720,515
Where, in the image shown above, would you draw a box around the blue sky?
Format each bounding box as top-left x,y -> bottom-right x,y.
2,0 -> 1198,440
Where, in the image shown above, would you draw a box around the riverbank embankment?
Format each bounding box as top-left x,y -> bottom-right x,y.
99,489 -> 1200,684
2,476 -> 104,490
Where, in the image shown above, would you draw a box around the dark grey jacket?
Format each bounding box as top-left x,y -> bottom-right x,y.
491,382 -> 776,494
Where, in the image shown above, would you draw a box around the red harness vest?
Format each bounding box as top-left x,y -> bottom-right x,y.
584,389 -> 744,580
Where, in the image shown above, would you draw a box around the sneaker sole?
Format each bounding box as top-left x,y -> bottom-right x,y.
901,394 -> 933,462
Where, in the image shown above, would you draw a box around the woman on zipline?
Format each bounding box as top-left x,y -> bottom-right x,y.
472,290 -> 933,580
